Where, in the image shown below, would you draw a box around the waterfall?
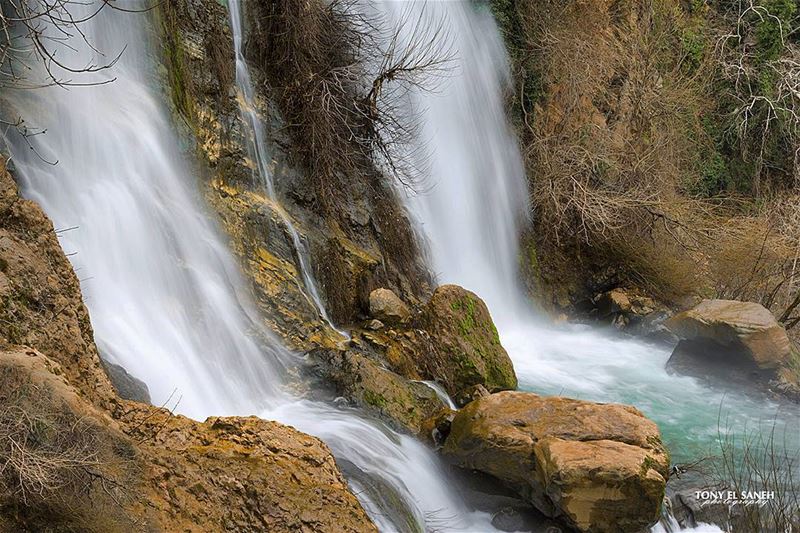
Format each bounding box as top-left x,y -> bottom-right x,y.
381,2 -> 799,533
2,2 -> 501,531
384,2 -> 530,323
228,0 -> 340,334
2,3 -> 287,418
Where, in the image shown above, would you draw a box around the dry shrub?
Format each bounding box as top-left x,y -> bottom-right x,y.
508,0 -> 799,308
0,369 -> 138,532
705,195 -> 800,329
713,415 -> 800,532
515,0 -> 711,298
246,0 -> 451,214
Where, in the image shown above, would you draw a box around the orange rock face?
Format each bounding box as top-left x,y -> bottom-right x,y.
443,391 -> 669,533
666,299 -> 792,369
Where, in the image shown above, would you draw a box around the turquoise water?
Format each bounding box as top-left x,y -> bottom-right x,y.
502,319 -> 800,466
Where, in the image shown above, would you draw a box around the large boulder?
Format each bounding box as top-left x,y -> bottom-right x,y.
387,285 -> 517,399
666,299 -> 792,368
666,299 -> 800,399
442,391 -> 669,533
0,346 -> 377,533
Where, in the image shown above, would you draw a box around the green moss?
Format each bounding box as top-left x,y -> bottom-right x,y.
362,389 -> 388,409
154,3 -> 195,126
451,295 -> 478,336
640,455 -> 660,475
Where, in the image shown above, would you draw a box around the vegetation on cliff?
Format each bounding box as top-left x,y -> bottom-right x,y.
493,0 -> 799,333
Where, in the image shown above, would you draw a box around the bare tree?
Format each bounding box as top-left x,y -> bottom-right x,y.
249,0 -> 454,211
715,0 -> 800,192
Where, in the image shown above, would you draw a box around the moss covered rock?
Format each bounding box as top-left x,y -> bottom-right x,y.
388,285 -> 516,399
314,347 -> 448,436
442,391 -> 669,533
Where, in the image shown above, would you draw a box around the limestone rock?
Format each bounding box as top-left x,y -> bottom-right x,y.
595,288 -> 632,317
413,285 -> 517,397
313,347 -> 447,435
666,299 -> 792,369
0,346 -> 377,533
0,160 -> 116,408
442,391 -> 669,533
365,319 -> 384,330
369,288 -> 411,324
453,383 -> 490,408
121,405 -> 377,533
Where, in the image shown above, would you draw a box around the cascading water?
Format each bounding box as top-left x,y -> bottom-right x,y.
2,4 -> 287,419
229,0 -> 338,332
2,2 -> 504,531
379,1 -> 799,531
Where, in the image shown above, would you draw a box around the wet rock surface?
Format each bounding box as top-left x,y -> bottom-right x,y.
101,359 -> 151,404
381,285 -> 518,399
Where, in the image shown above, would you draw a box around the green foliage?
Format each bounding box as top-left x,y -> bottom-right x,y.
755,0 -> 796,62
680,27 -> 706,72
489,0 -> 543,122
692,150 -> 729,196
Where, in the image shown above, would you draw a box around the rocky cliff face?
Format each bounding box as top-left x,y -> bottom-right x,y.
0,159 -> 375,532
155,0 -> 432,351
0,159 -> 115,408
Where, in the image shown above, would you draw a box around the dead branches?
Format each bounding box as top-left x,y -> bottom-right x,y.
249,0 -> 453,210
715,0 -> 800,192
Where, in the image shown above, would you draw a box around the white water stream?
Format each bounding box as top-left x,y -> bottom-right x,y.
2,2 -> 500,532
228,0 -> 339,333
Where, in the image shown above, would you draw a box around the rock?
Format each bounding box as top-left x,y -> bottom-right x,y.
420,408 -> 456,447
101,359 -> 151,404
369,288 -> 411,324
595,288 -> 632,317
313,347 -> 447,435
666,300 -> 800,399
395,285 -> 517,398
442,391 -> 669,533
0,160 -> 116,408
122,406 -> 378,533
630,295 -> 656,315
666,472 -> 747,531
491,507 -> 525,531
365,319 -> 384,330
0,346 -> 377,533
666,299 -> 792,369
453,383 -> 490,408
628,310 -> 679,345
